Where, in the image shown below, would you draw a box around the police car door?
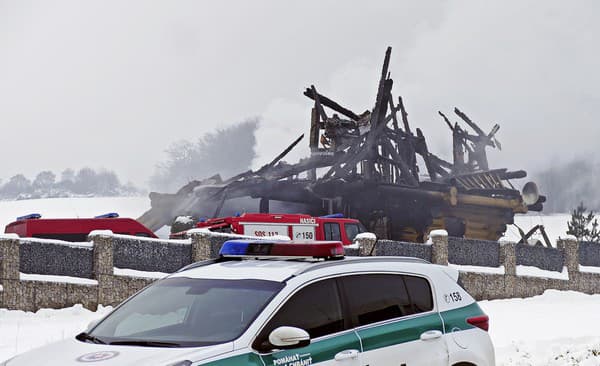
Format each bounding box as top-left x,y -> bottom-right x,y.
339,274 -> 447,366
255,278 -> 362,366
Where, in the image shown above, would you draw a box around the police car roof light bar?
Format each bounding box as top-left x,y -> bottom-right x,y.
219,240 -> 345,259
16,213 -> 42,221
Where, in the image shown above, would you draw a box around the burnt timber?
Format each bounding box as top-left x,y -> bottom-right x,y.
139,47 -> 545,242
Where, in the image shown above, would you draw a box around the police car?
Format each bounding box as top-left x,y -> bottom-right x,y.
2,240 -> 494,366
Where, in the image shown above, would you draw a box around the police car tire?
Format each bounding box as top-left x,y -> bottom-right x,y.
453,363 -> 476,366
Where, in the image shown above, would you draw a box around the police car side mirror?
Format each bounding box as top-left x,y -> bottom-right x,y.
268,326 -> 310,350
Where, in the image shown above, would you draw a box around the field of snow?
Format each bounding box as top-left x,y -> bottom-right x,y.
509,213 -> 571,247
0,196 -> 176,238
1,290 -> 599,364
0,196 -> 150,228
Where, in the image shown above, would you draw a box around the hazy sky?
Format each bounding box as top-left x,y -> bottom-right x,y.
1,1 -> 598,189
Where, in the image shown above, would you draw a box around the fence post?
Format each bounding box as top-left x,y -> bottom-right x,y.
0,234 -> 21,309
356,235 -> 378,256
499,240 -> 517,297
90,232 -> 115,307
557,236 -> 579,290
430,230 -> 448,265
190,231 -> 215,261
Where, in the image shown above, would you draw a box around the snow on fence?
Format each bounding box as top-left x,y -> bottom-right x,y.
2,230 -> 600,312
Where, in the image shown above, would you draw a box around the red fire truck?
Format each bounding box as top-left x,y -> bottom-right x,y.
4,213 -> 158,242
171,213 -> 366,245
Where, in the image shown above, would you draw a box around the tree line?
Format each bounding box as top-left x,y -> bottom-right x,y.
0,168 -> 140,200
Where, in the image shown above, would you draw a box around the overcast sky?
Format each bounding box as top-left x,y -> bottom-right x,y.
1,0 -> 598,189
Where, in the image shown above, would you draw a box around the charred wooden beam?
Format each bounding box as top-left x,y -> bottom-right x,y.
303,88 -> 360,121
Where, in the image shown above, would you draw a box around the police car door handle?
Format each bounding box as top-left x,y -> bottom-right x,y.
420,330 -> 443,341
334,349 -> 359,361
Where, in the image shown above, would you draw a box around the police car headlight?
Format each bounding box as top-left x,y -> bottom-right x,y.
166,361 -> 192,366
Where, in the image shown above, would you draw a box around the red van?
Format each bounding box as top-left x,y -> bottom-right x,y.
4,213 -> 158,242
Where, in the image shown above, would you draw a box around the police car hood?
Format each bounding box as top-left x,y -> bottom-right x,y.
7,337 -> 233,366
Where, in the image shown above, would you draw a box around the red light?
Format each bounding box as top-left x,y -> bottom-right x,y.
466,315 -> 489,331
270,242 -> 345,258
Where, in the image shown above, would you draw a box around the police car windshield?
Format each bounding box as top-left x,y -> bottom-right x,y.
88,277 -> 284,347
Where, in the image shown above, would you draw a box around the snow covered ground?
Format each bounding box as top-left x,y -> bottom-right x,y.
0,290 -> 598,364
508,213 -> 571,247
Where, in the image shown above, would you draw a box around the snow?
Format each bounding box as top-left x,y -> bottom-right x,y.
0,196 -> 150,227
174,215 -> 195,225
19,273 -> 98,285
480,290 -> 600,365
579,265 -> 600,274
88,229 -> 114,237
516,265 -> 569,280
1,290 -> 599,364
20,237 -> 93,248
0,233 -> 19,240
449,263 -> 506,274
507,213 -> 572,247
429,229 -> 448,237
0,304 -> 113,361
113,267 -> 169,279
354,232 -> 377,241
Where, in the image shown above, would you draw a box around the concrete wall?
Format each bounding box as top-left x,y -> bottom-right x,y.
2,231 -> 600,312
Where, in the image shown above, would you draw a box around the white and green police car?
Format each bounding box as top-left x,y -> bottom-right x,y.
2,240 -> 494,366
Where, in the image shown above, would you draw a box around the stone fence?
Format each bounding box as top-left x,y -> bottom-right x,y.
1,230 -> 600,312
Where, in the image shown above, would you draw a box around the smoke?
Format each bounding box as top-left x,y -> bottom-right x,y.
150,119 -> 259,193
533,157 -> 600,213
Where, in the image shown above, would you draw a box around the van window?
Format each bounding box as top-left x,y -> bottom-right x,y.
254,279 -> 344,351
344,223 -> 361,242
324,223 -> 341,241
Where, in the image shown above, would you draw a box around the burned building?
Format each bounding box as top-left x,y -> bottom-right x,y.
139,47 -> 545,242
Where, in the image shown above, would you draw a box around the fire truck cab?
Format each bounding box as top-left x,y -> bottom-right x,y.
175,213 -> 366,245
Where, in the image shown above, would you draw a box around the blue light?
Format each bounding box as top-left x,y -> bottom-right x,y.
234,212 -> 241,217
320,213 -> 344,218
219,240 -> 251,256
94,212 -> 119,219
16,213 -> 41,221
198,217 -> 207,223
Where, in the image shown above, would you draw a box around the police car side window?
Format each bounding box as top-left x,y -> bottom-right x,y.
254,279 -> 344,351
324,223 -> 341,241
341,274 -> 413,327
403,275 -> 434,313
341,274 -> 434,326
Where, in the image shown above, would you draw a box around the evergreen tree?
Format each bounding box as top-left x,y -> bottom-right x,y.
567,202 -> 600,242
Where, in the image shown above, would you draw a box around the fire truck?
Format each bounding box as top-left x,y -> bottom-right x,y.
171,213 -> 366,245
4,212 -> 158,242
